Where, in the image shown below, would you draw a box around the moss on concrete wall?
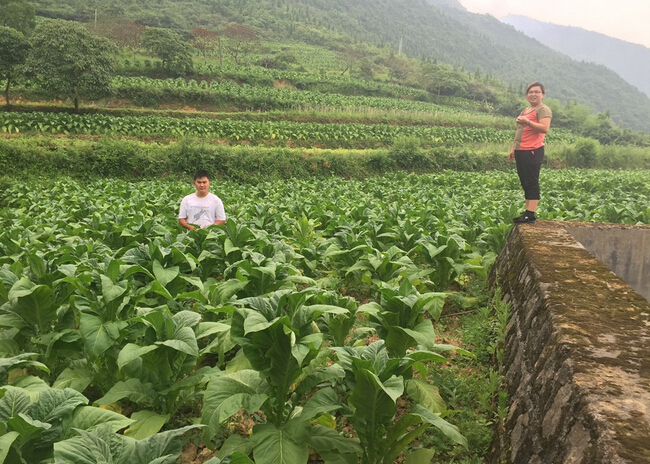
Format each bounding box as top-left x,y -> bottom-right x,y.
489,221 -> 650,464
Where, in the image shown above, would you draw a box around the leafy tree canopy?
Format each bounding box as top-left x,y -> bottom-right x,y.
141,27 -> 194,74
0,26 -> 30,106
0,0 -> 35,35
26,19 -> 116,111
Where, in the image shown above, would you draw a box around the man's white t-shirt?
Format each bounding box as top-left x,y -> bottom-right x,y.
178,193 -> 226,228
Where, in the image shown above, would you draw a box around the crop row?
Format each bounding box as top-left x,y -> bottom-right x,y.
0,111 -> 576,146
111,76 -> 461,114
189,63 -> 433,101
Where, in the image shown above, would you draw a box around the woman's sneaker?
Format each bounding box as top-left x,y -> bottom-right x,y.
513,212 -> 536,223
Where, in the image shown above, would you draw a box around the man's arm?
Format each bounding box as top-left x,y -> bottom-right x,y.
213,197 -> 226,226
179,217 -> 196,231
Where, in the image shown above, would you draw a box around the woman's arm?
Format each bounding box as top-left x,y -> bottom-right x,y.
517,115 -> 551,133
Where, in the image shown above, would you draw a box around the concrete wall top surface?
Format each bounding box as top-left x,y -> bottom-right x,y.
564,222 -> 650,302
490,220 -> 650,464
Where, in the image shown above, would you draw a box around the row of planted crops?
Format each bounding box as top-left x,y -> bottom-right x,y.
0,112 -> 576,147
1,169 -> 649,464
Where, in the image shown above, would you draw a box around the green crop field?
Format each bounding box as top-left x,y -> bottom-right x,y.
1,170 -> 649,464
3,12 -> 650,463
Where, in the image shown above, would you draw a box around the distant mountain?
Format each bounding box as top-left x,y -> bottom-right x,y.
500,15 -> 650,98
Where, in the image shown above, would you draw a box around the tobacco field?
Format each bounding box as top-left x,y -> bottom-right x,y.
1,169 -> 649,464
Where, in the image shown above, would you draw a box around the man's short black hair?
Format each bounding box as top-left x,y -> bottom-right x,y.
194,169 -> 210,180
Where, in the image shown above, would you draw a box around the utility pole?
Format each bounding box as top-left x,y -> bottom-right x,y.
398,35 -> 403,55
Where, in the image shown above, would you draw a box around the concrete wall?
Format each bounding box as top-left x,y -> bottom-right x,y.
489,221 -> 650,464
566,224 -> 650,302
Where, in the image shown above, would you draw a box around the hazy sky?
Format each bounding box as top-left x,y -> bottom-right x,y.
457,0 -> 650,48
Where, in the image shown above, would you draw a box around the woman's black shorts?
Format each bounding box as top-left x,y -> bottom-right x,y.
514,146 -> 544,200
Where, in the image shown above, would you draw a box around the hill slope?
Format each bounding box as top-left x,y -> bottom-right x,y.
28,0 -> 650,132
500,15 -> 650,98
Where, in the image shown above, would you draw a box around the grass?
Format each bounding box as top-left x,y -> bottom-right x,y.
419,283 -> 511,463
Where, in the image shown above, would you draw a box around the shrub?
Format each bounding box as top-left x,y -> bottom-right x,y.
565,137 -> 599,168
388,136 -> 432,171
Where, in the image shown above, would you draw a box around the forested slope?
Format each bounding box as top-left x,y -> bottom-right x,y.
26,0 -> 650,131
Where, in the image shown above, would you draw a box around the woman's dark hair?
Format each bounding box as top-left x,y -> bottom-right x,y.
526,82 -> 545,95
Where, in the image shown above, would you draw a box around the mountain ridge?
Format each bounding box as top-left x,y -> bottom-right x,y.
500,15 -> 650,98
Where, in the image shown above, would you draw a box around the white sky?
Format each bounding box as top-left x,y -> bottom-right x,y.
457,0 -> 650,48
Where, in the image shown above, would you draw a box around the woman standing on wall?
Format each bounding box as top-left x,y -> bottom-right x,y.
509,82 -> 552,223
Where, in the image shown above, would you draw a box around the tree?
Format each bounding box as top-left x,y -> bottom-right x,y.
0,26 -> 29,107
92,17 -> 145,67
26,19 -> 116,112
223,24 -> 259,65
190,27 -> 220,65
0,0 -> 35,36
141,27 -> 194,74
338,46 -> 373,79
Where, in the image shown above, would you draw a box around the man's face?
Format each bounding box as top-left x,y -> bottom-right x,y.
193,177 -> 210,196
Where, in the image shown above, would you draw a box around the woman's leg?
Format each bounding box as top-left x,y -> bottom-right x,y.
526,199 -> 539,212
516,148 -> 544,204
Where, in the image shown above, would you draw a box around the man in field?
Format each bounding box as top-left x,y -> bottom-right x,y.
178,169 -> 226,231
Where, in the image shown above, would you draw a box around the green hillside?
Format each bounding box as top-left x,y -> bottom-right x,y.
26,0 -> 650,132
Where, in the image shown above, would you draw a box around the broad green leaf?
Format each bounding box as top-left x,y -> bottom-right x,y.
209,279 -> 248,304
412,405 -> 467,447
0,387 -> 31,422
224,238 -> 240,256
420,292 -> 448,320
295,388 -> 342,423
157,326 -> 199,357
117,343 -> 159,370
53,424 -> 115,464
94,379 -> 154,406
12,377 -> 49,399
404,448 -> 435,464
79,313 -> 122,360
100,275 -> 128,303
0,313 -> 27,330
201,370 -> 268,442
153,260 -> 179,288
130,424 -> 200,464
124,410 -> 170,439
251,423 -> 309,464
196,322 -> 231,339
348,369 -> 403,454
242,310 -> 282,335
308,424 -> 362,457
291,333 -> 323,366
63,405 -> 134,438
29,388 -> 87,423
7,413 -> 51,446
142,280 -> 174,301
0,353 -> 50,377
8,279 -> 56,333
405,379 -> 446,414
28,254 -> 46,280
230,451 -> 256,464
0,431 -> 20,462
53,368 -> 93,392
217,434 -> 253,460
179,275 -> 204,291
172,310 -> 201,329
399,320 -> 437,351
